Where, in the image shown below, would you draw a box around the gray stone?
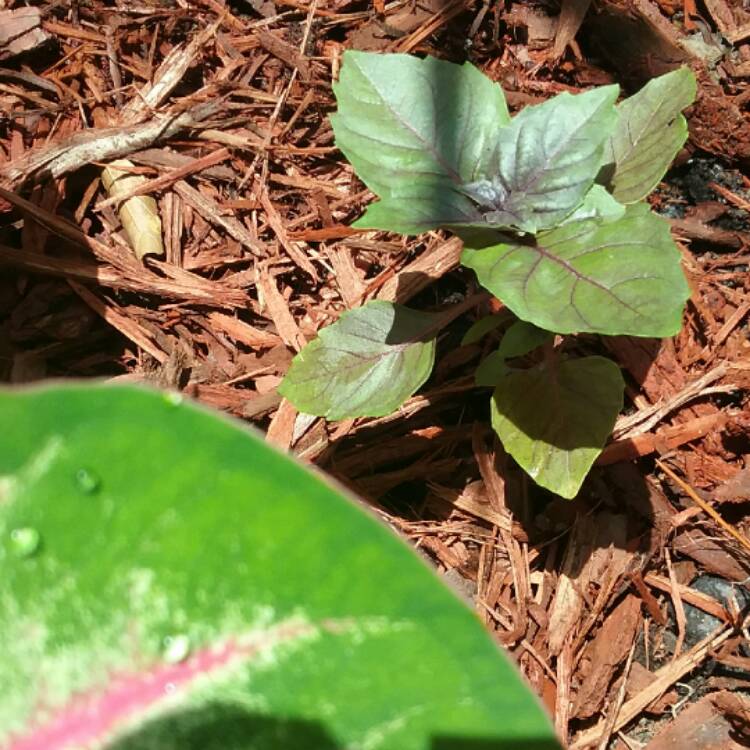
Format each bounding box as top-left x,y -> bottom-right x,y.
683,575 -> 750,649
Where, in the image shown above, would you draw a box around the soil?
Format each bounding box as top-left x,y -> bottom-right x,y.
1,1 -> 750,748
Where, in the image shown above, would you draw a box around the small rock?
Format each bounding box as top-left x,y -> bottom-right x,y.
682,575 -> 750,650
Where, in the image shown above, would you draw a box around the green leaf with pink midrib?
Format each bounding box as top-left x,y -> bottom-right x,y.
0,384 -> 557,750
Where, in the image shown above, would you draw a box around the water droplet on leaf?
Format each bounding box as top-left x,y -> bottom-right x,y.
9,527 -> 41,558
164,392 -> 183,407
75,468 -> 100,494
163,634 -> 191,664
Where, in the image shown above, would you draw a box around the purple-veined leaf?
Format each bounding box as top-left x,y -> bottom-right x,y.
465,85 -> 619,233
278,300 -> 439,419
332,51 -> 510,202
461,203 -> 689,337
603,67 -> 696,204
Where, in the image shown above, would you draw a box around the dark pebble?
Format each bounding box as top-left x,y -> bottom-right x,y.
682,574 -> 750,650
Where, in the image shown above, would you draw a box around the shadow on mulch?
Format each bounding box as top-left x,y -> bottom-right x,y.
0,178 -> 136,383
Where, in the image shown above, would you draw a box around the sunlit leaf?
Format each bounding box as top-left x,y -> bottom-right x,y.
332,51 -> 618,235
491,357 -> 624,498
353,185 -> 484,235
560,184 -> 625,225
496,321 -> 553,359
279,300 -> 439,419
332,50 -> 510,202
461,85 -> 619,233
475,321 -> 552,387
462,203 -> 689,337
603,67 -> 696,204
0,384 -> 559,748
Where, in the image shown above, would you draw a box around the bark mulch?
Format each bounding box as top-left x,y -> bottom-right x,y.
1,0 -> 750,747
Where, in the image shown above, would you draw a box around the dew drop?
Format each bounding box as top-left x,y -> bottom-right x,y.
164,391 -> 183,407
9,527 -> 41,558
163,634 -> 191,664
75,468 -> 100,495
164,682 -> 177,694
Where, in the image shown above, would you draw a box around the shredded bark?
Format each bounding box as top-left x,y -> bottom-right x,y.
1,1 -> 750,747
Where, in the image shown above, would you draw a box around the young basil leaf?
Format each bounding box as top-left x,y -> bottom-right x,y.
559,184 -> 625,225
461,313 -> 507,346
331,51 -> 510,204
353,185 -> 484,235
475,351 -> 510,386
497,321 -> 553,359
461,202 -> 690,337
475,84 -> 620,233
474,321 -> 552,387
491,356 -> 624,498
603,67 -> 696,204
279,300 -> 439,419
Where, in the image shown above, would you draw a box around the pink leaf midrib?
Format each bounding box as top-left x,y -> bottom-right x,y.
5,620 -> 317,750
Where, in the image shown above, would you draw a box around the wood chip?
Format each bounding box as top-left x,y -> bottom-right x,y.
574,596 -> 642,719
174,180 -> 263,257
260,190 -> 317,279
266,397 -> 298,450
0,8 -> 50,60
328,245 -> 365,308
571,627 -> 734,748
207,312 -> 281,349
68,281 -> 168,363
645,691 -> 750,749
375,237 -> 463,304
258,272 -> 306,351
553,0 -> 593,58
